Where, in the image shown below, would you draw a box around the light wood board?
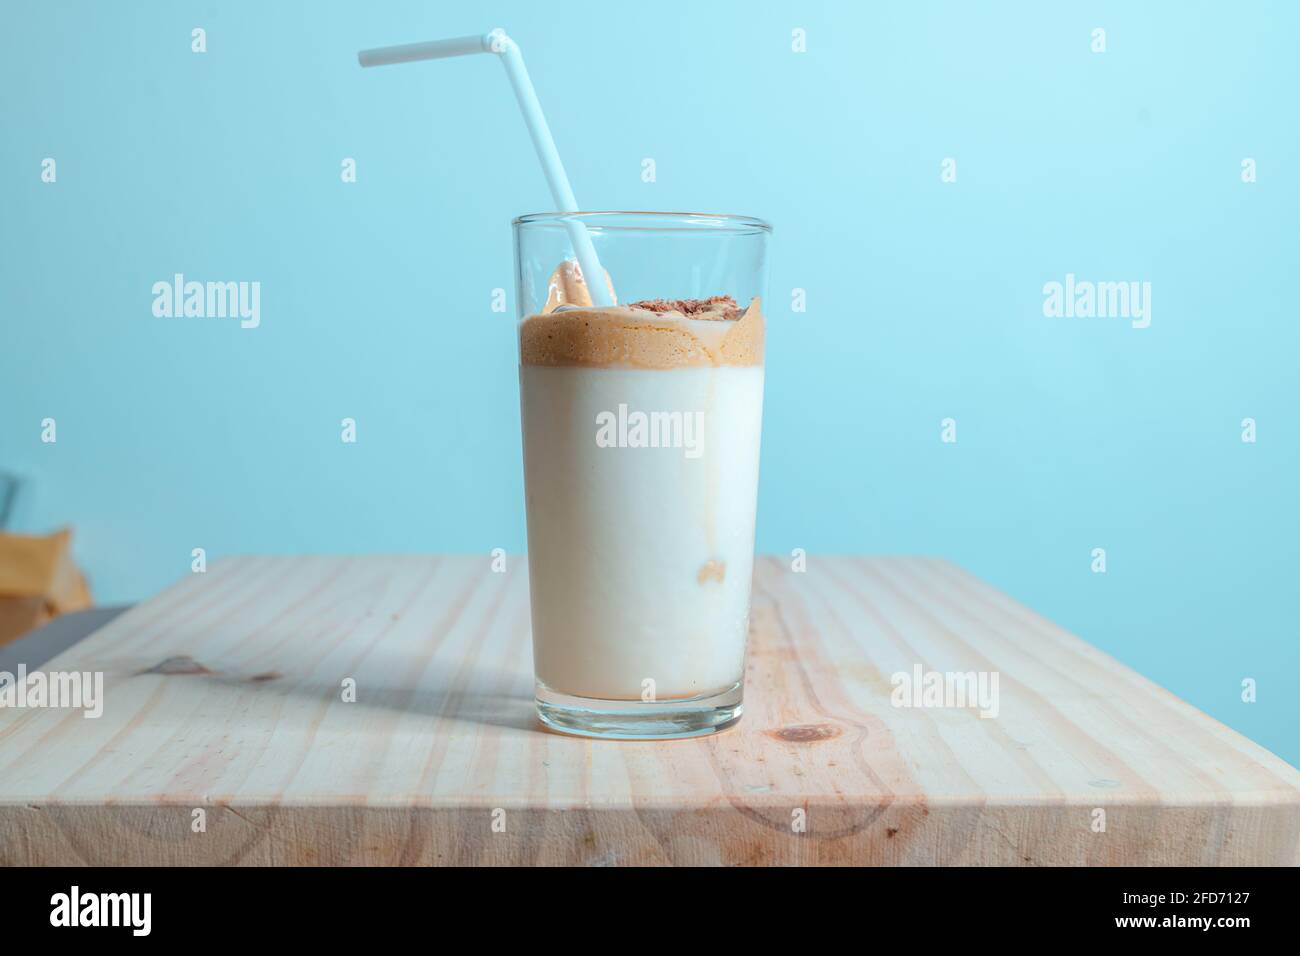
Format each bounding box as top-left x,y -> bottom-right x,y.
1,555 -> 1296,865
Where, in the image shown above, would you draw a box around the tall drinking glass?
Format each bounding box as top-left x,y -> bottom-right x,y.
513,212 -> 770,739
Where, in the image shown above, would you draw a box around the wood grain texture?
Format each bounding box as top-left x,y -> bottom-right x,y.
1,555 -> 1296,866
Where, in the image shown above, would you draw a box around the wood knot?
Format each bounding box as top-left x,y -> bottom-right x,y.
770,723 -> 840,743
137,656 -> 212,676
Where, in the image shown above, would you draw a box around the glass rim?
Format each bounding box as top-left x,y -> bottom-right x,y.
512,210 -> 772,234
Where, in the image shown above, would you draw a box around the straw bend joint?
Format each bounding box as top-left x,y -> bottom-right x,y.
484,28 -> 517,56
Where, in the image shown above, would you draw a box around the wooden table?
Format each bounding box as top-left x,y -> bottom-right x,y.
1,556 -> 1296,866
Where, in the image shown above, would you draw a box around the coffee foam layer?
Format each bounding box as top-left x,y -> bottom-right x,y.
520,299 -> 764,369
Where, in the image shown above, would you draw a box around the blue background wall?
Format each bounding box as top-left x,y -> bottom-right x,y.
3,2 -> 1297,765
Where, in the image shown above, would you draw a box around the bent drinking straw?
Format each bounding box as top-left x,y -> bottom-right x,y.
358,29 -> 614,307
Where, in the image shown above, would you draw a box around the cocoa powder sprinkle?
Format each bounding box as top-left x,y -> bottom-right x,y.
626,295 -> 743,321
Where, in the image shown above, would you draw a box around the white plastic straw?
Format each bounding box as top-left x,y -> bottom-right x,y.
359,29 -> 613,306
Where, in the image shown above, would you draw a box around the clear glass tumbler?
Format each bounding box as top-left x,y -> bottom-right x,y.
513,211 -> 770,739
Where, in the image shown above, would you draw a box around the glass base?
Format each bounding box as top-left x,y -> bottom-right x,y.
535,680 -> 743,740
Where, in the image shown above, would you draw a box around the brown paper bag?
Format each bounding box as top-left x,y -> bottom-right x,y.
0,529 -> 93,646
